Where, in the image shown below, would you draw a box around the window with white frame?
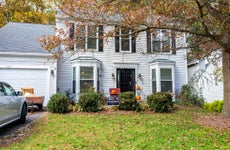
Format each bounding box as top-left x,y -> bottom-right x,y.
69,24 -> 103,52
72,67 -> 76,94
121,28 -> 130,51
150,59 -> 175,94
147,29 -> 176,53
80,67 -> 94,92
160,68 -> 172,92
115,27 -> 136,53
152,69 -> 156,93
152,30 -> 170,52
151,68 -> 173,93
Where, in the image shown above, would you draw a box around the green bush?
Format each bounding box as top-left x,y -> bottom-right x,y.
78,91 -> 101,112
180,84 -> 204,107
147,92 -> 173,113
203,100 -> 223,113
118,92 -> 141,111
47,94 -> 69,113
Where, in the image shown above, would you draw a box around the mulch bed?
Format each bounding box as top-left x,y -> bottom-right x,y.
194,115 -> 230,130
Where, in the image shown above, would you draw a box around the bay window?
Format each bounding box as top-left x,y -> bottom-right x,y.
150,59 -> 175,94
71,56 -> 101,101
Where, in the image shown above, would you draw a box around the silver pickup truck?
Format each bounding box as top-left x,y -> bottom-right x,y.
0,81 -> 27,128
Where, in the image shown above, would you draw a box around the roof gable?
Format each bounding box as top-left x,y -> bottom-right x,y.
0,22 -> 55,54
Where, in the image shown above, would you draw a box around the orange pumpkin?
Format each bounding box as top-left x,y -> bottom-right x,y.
136,85 -> 141,90
111,89 -> 116,94
136,95 -> 141,101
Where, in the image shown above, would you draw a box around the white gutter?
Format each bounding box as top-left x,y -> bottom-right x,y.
0,52 -> 52,57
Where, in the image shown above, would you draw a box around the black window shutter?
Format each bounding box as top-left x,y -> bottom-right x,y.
69,23 -> 74,39
131,30 -> 136,53
171,31 -> 176,54
147,29 -> 151,53
98,25 -> 103,52
69,23 -> 75,50
115,26 -> 119,52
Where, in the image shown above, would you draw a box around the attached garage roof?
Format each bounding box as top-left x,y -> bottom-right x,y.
0,22 -> 55,54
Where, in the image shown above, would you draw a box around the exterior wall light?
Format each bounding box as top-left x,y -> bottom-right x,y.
138,73 -> 143,80
112,73 -> 115,80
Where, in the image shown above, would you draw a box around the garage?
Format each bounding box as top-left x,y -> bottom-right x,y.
0,67 -> 50,105
0,22 -> 58,107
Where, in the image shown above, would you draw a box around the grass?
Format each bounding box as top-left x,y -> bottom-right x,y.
2,107 -> 230,150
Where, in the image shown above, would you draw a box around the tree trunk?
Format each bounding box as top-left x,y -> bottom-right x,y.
222,50 -> 230,117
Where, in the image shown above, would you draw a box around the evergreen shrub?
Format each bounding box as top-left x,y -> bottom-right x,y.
118,92 -> 141,111
47,94 -> 69,113
147,92 -> 173,113
78,91 -> 101,112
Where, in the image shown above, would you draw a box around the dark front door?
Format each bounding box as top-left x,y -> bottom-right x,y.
117,69 -> 135,93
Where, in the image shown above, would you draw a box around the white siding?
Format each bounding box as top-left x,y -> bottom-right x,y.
56,23 -> 188,100
0,54 -> 57,106
188,58 -> 223,102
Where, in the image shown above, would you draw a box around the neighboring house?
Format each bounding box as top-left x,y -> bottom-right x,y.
188,52 -> 223,102
56,12 -> 189,102
0,22 -> 57,106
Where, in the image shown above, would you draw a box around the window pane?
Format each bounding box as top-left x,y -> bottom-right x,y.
121,28 -> 130,51
152,69 -> 156,93
76,25 -> 86,49
152,69 -> 156,81
87,26 -> 97,49
121,29 -> 129,38
152,41 -> 160,51
121,39 -> 130,51
162,38 -> 170,52
73,67 -> 76,80
161,81 -> 172,92
88,37 -> 96,49
152,81 -> 156,93
80,67 -> 94,92
80,67 -> 93,79
161,69 -> 172,80
72,67 -> 76,94
80,80 -> 94,92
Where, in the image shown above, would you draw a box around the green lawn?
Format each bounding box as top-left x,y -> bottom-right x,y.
2,107 -> 230,150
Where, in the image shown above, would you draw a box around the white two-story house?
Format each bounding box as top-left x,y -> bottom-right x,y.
55,11 -> 188,102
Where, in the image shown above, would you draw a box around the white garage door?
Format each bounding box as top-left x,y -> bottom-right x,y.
0,68 -> 48,103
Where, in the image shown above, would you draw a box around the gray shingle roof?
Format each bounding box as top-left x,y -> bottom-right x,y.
0,22 -> 55,54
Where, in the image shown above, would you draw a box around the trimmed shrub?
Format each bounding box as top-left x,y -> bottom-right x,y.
78,91 -> 101,112
203,100 -> 223,113
147,92 -> 173,113
47,94 -> 69,113
180,84 -> 204,107
118,92 -> 141,111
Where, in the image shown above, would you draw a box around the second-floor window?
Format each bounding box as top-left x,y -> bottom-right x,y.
147,29 -> 176,54
69,23 -> 103,52
115,26 -> 136,53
